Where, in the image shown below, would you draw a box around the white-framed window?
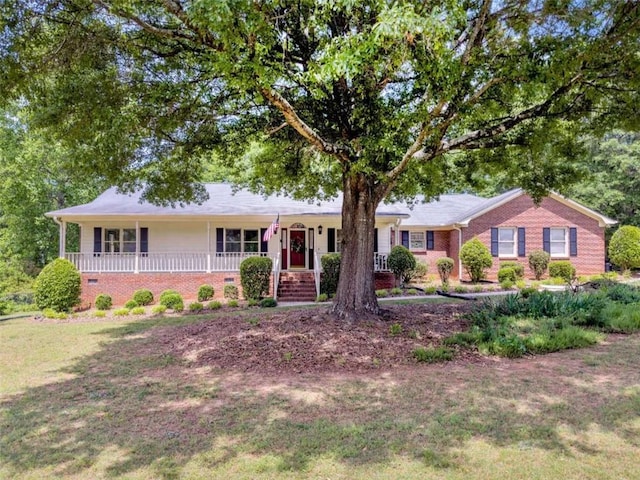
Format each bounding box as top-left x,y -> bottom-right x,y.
410,231 -> 425,250
104,228 -> 137,253
498,227 -> 517,257
550,227 -> 568,257
225,229 -> 259,253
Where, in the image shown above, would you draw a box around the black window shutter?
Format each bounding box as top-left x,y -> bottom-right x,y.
490,228 -> 498,257
373,228 -> 378,253
426,230 -> 435,250
327,228 -> 335,253
260,228 -> 268,253
569,227 -> 578,257
518,227 -> 526,257
216,228 -> 224,253
93,227 -> 102,254
140,227 -> 148,253
543,228 -> 551,253
401,230 -> 409,248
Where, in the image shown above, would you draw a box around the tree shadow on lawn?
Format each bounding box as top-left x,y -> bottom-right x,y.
1,316 -> 640,478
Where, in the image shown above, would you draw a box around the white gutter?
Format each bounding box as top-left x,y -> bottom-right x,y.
453,225 -> 463,281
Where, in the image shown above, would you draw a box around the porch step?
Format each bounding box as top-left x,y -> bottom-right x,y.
277,272 -> 317,302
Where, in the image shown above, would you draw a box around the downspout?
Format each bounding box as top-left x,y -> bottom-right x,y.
453,225 -> 463,281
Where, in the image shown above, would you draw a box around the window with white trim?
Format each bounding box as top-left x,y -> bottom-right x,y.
225,229 -> 259,253
410,231 -> 425,250
550,227 -> 568,257
104,228 -> 136,253
498,227 -> 516,257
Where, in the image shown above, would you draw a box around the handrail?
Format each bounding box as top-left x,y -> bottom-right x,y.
273,252 -> 281,300
313,250 -> 321,299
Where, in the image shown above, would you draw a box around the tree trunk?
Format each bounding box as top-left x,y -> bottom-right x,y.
330,173 -> 383,321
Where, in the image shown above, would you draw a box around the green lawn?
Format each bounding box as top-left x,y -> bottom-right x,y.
1,312 -> 640,479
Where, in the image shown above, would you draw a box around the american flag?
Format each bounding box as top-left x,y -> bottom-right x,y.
262,214 -> 279,242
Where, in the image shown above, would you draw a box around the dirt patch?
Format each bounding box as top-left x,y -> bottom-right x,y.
140,302 -> 485,375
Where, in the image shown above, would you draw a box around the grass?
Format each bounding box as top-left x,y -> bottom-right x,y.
1,310 -> 640,479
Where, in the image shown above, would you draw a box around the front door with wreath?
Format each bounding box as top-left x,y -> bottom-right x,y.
289,230 -> 306,268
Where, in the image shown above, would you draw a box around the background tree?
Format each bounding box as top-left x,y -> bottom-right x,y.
1,1 -> 638,319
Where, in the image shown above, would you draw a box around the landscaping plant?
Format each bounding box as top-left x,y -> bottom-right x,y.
240,256 -> 272,300
387,245 -> 417,287
460,237 -> 492,283
33,258 -> 81,312
528,250 -> 551,280
436,257 -> 454,286
608,225 -> 640,273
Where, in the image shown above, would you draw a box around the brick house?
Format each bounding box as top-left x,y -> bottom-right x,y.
46,184 -> 615,304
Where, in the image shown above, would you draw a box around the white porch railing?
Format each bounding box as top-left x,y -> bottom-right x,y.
65,252 -> 270,273
374,253 -> 388,272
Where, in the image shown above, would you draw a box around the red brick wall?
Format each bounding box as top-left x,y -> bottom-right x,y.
80,272 -> 273,306
462,195 -> 606,280
412,231 -> 451,274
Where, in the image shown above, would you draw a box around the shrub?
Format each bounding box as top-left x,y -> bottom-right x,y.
389,323 -> 403,336
159,290 -> 179,304
151,305 -> 167,315
260,297 -> 277,308
227,299 -> 239,308
316,293 -> 329,302
500,261 -> 524,279
197,284 -> 214,302
320,253 -> 341,295
519,286 -> 538,298
188,302 -> 204,312
207,300 -> 222,310
94,310 -> 106,318
424,286 -> 437,295
413,346 -> 454,363
407,261 -> 428,283
240,256 -> 273,300
160,293 -> 184,311
391,287 -> 403,295
33,259 -> 81,312
387,246 -> 417,286
94,293 -> 112,311
247,298 -> 259,307
500,279 -> 515,290
113,308 -> 129,316
42,308 -> 57,319
375,289 -> 389,297
608,225 -> 640,272
124,299 -> 138,309
454,285 -> 468,293
223,284 -> 239,300
436,257 -> 455,285
497,267 -> 517,283
131,306 -> 146,315
549,261 -> 576,282
132,289 -> 154,306
528,250 -> 550,280
407,288 -> 418,295
460,237 -> 492,283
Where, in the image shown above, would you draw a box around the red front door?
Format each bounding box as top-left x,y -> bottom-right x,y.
290,230 -> 306,268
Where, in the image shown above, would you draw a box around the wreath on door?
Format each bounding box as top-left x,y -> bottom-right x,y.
290,236 -> 305,253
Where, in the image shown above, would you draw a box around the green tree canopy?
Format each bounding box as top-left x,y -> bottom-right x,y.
2,0 -> 638,318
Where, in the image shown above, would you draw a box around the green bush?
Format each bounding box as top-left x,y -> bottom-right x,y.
608,225 -> 640,272
436,257 -> 455,285
0,300 -> 9,316
260,297 -> 277,308
424,286 -> 437,294
500,279 -> 515,290
548,261 -> 576,282
460,237 -> 492,283
197,284 -> 214,302
407,261 -> 428,283
413,346 -> 454,363
132,289 -> 154,306
316,293 -> 329,302
159,290 -> 179,304
500,261 -> 524,279
94,293 -> 112,311
454,285 -> 468,293
160,293 -> 184,311
113,308 -> 129,316
207,300 -> 222,310
391,287 -> 403,295
131,306 -> 145,315
124,299 -> 138,309
389,323 -> 403,336
497,267 -> 517,283
247,298 -> 259,307
223,284 -> 239,300
320,253 -> 341,295
151,305 -> 167,315
189,302 -> 204,312
240,256 -> 273,300
33,259 -> 81,312
94,310 -> 106,318
375,289 -> 389,297
227,299 -> 239,308
407,288 -> 418,295
528,250 -> 550,280
388,245 -> 417,286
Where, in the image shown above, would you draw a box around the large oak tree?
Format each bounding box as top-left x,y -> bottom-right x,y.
1,0 -> 638,319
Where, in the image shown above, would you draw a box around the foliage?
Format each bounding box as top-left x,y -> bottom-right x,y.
454,285 -> 468,293
389,323 -> 403,336
387,246 -> 417,286
316,293 -> 329,302
132,289 -> 154,306
412,346 -> 454,363
113,308 -> 129,317
223,284 -> 239,300
500,279 -> 515,290
247,298 -> 259,307
197,284 -> 214,302
320,253 -> 341,295
498,267 -> 517,283
227,299 -> 239,308
500,262 -> 524,280
260,297 -> 277,308
0,259 -> 34,297
391,287 -> 403,295
548,261 -> 576,282
130,307 -> 145,315
407,288 -> 418,295
33,258 -> 81,312
160,293 -> 184,311
460,238 -> 493,283
189,302 -> 204,312
124,300 -> 138,310
375,289 -> 389,298
528,250 -> 551,280
159,290 -> 179,304
151,305 -> 167,315
608,226 -> 640,272
424,286 -> 437,295
436,258 -> 455,286
93,310 -> 106,318
240,257 -> 273,300
207,301 -> 222,310
407,262 -> 428,283
94,294 -> 112,311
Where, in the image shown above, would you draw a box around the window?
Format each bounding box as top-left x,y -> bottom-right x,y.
550,227 -> 567,257
104,228 -> 137,253
498,228 -> 516,257
410,231 -> 425,250
122,229 -> 136,253
104,229 -> 120,253
225,229 -> 241,252
225,229 -> 259,253
243,230 -> 259,253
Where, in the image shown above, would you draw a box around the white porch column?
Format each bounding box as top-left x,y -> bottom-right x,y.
59,219 -> 66,258
206,221 -> 211,273
134,221 -> 140,273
